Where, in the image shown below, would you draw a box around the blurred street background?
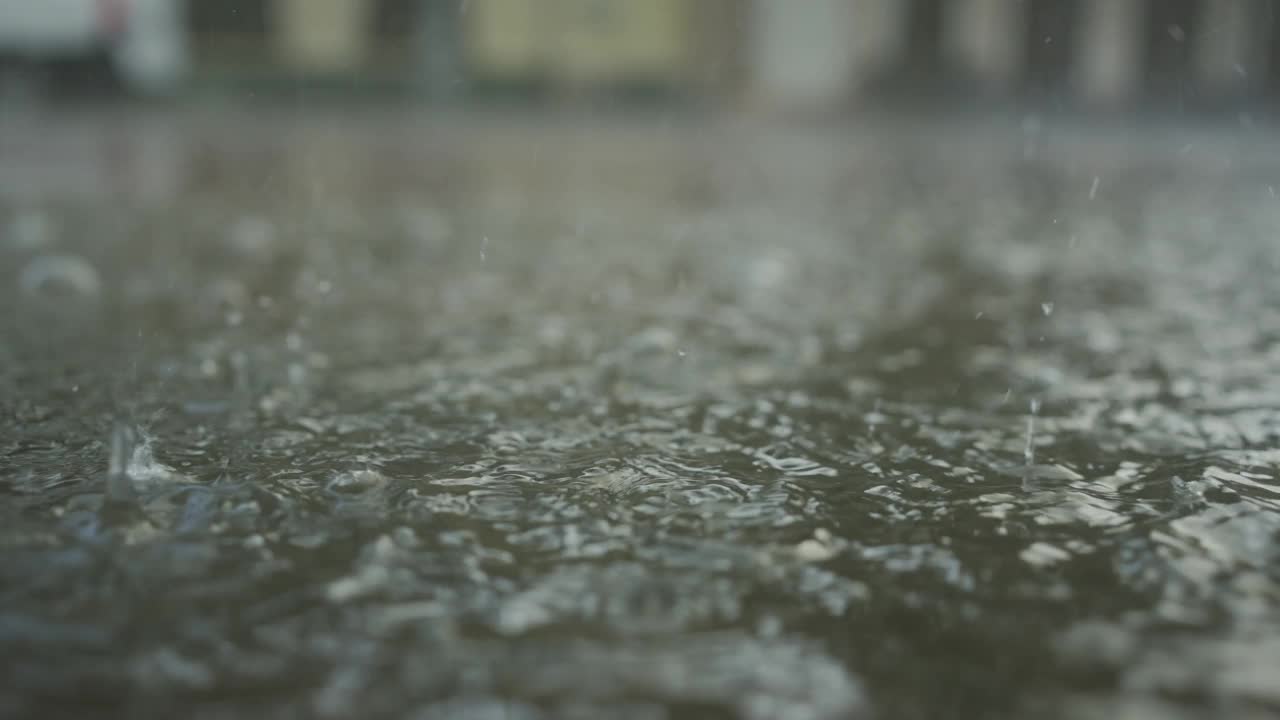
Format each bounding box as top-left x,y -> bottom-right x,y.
3,0 -> 1280,112
6,0 -> 1280,206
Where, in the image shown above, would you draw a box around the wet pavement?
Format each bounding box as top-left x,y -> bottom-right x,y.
3,107 -> 1280,719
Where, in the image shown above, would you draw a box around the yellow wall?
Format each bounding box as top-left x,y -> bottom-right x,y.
465,0 -> 690,85
274,0 -> 372,72
464,0 -> 543,78
551,0 -> 688,84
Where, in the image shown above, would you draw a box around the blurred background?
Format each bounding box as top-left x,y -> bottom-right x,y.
6,0 -> 1280,208
3,0 -> 1280,113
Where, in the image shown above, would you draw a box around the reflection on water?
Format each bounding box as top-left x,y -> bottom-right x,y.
3,112 -> 1280,719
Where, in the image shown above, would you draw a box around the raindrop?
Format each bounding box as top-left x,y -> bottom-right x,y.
1025,398 -> 1041,466
106,424 -> 137,502
229,351 -> 252,397
796,535 -> 838,563
1021,542 -> 1070,567
328,469 -> 388,494
757,615 -> 783,638
228,216 -> 276,256
7,209 -> 53,249
108,424 -> 132,477
200,358 -> 219,377
1041,302 -> 1054,316
20,254 -> 102,299
1088,176 -> 1100,200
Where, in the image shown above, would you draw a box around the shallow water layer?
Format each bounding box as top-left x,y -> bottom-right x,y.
2,111 -> 1280,719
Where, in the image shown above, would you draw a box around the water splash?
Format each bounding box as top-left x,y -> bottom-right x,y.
1025,397 -> 1041,468
19,254 -> 102,299
106,423 -> 137,503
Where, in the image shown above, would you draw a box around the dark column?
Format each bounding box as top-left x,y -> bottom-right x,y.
1023,0 -> 1080,96
1141,0 -> 1201,103
1267,0 -> 1280,101
903,0 -> 945,76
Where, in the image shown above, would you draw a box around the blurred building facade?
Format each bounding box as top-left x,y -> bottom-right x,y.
6,0 -> 1280,110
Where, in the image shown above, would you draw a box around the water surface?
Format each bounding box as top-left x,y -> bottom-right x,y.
3,112 -> 1280,719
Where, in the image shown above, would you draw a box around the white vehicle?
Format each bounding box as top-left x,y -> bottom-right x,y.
0,0 -> 187,95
